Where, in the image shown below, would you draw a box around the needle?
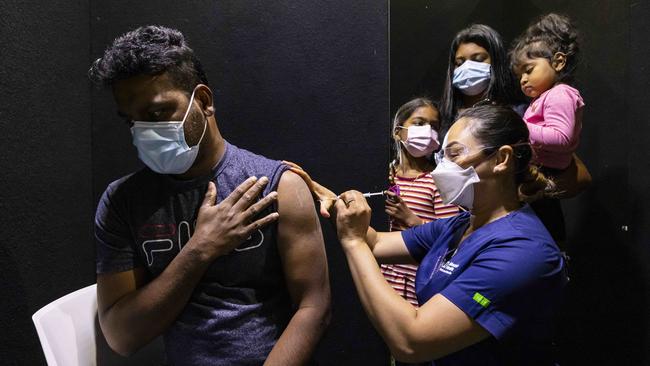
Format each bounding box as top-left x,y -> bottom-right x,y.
318,191 -> 386,201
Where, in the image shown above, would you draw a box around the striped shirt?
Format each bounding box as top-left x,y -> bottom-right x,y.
381,172 -> 459,306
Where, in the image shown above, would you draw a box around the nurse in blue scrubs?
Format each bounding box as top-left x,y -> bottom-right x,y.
333,105 -> 567,366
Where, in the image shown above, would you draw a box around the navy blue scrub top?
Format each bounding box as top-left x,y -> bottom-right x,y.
402,204 -> 568,366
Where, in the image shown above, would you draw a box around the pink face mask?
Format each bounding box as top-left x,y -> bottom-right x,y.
398,125 -> 440,158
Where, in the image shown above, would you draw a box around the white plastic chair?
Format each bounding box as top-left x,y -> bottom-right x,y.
32,284 -> 99,366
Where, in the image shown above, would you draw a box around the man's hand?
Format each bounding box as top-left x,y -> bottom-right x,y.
190,176 -> 279,261
384,191 -> 422,228
334,191 -> 372,248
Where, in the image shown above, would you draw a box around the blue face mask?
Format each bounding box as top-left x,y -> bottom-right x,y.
452,60 -> 492,96
130,89 -> 208,174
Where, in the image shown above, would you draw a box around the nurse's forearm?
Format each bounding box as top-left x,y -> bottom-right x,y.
365,226 -> 379,249
342,239 -> 418,356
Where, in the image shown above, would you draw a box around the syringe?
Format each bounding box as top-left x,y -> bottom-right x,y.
361,191 -> 386,198
318,191 -> 387,201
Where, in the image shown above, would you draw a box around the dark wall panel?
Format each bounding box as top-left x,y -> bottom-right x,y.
0,0 -> 94,365
629,1 -> 650,363
390,0 -> 648,364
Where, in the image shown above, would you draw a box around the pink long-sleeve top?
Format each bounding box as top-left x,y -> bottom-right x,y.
524,83 -> 584,170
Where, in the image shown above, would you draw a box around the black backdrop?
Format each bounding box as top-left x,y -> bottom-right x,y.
390,0 -> 649,364
1,0 -> 648,365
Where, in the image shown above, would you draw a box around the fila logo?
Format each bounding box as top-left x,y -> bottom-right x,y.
141,221 -> 264,266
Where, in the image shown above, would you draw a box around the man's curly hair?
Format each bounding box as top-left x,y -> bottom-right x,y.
88,25 -> 209,93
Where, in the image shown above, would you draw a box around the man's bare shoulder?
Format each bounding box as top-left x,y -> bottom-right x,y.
276,170 -> 319,228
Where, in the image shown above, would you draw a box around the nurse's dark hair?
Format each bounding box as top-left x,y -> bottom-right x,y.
510,13 -> 579,83
440,24 -> 523,133
458,105 -> 534,185
88,25 -> 209,94
389,97 -> 439,185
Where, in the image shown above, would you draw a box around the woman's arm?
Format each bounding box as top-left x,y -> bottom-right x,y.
365,226 -> 417,265
519,153 -> 592,202
553,153 -> 592,198
335,191 -> 489,362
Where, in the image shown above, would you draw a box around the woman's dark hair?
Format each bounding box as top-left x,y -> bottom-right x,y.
457,105 -> 532,184
510,13 -> 580,83
388,97 -> 439,184
440,24 -> 522,132
88,25 -> 209,94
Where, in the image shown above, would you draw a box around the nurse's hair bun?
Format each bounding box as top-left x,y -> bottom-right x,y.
518,166 -> 559,203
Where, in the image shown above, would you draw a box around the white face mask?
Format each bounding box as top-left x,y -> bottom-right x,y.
452,60 -> 492,96
130,89 -> 207,174
431,158 -> 481,209
398,125 -> 440,158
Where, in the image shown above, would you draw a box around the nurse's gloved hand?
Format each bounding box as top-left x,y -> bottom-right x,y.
334,191 -> 371,249
283,160 -> 337,218
312,181 -> 337,218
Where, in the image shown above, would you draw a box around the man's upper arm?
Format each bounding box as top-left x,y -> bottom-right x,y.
275,170 -> 330,307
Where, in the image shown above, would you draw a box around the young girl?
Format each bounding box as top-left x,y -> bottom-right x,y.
510,14 -> 584,243
382,98 -> 459,307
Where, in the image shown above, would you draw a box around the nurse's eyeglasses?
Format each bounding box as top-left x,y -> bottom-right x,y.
434,142 -> 530,165
433,143 -> 489,165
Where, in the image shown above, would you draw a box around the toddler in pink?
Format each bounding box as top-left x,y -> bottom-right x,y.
523,84 -> 583,169
511,13 -> 584,170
